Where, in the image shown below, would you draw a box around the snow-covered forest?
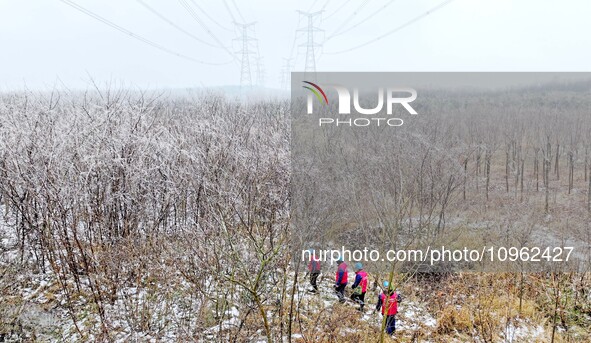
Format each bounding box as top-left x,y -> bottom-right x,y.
1,86 -> 591,342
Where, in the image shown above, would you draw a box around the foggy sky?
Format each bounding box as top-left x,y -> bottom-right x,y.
1,0 -> 590,91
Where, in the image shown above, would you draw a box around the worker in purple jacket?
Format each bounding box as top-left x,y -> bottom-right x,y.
334,259 -> 348,303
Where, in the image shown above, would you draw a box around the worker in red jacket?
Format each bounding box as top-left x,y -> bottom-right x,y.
350,263 -> 368,311
334,259 -> 348,303
307,249 -> 321,293
375,281 -> 401,335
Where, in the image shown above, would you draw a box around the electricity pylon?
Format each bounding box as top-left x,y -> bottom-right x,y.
297,11 -> 323,74
280,57 -> 292,90
233,22 -> 257,88
255,56 -> 265,87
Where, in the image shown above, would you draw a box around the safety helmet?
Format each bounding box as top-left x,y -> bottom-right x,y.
355,262 -> 363,271
382,281 -> 389,288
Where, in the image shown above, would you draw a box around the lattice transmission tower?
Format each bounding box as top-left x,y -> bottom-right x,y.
296,11 -> 324,74
233,22 -> 257,88
280,57 -> 292,90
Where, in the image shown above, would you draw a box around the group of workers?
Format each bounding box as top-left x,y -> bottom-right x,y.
307,253 -> 401,336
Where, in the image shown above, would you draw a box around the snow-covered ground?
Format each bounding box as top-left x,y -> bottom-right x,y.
0,211 -> 584,342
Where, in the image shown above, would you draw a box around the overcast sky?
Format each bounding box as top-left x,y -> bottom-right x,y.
1,0 -> 591,91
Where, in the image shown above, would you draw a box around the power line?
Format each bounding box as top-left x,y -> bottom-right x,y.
135,0 -> 220,48
231,0 -> 246,23
307,0 -> 320,12
177,0 -> 237,60
323,0 -> 352,21
188,0 -> 233,32
58,0 -> 232,65
326,0 -> 399,40
223,0 -> 238,23
289,15 -> 303,61
326,0 -> 371,39
324,0 -> 457,54
308,0 -> 331,13
222,0 -> 237,23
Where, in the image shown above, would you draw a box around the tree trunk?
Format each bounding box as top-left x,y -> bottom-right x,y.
463,158 -> 468,200
520,158 -> 525,202
534,149 -> 539,192
588,171 -> 591,212
505,148 -> 510,192
555,144 -> 560,180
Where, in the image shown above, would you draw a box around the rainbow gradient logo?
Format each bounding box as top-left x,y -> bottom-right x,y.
302,81 -> 329,106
